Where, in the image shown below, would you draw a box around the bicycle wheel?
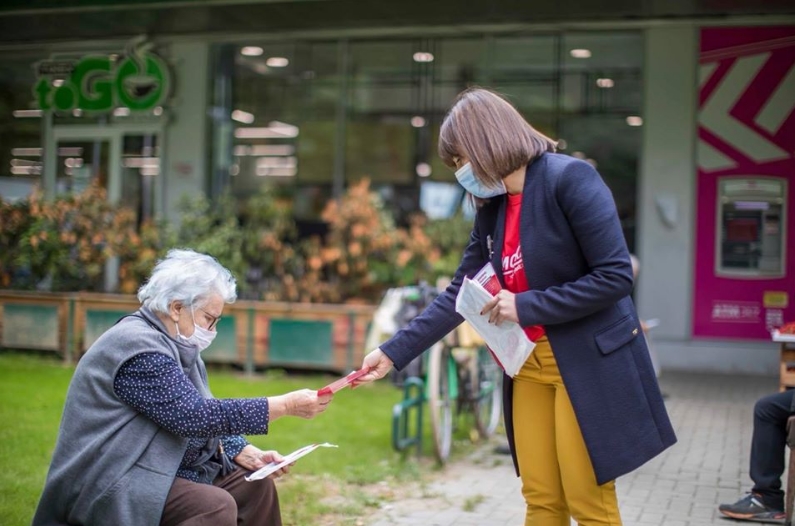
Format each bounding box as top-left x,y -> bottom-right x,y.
427,341 -> 453,463
474,346 -> 503,438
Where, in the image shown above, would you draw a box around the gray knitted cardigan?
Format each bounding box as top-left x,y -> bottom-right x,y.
32,308 -> 213,526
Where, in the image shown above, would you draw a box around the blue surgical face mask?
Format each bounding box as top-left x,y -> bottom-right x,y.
455,162 -> 506,199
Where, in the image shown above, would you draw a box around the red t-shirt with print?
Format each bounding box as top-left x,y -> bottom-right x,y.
502,192 -> 545,342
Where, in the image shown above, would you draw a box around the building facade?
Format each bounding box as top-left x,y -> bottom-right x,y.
0,1 -> 793,374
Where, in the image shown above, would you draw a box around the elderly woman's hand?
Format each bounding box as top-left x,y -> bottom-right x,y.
234,445 -> 291,479
268,389 -> 333,420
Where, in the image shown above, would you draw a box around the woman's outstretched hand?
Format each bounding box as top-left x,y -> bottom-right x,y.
353,348 -> 394,386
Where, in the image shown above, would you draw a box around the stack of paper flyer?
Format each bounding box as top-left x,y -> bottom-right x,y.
245,443 -> 339,481
455,263 -> 534,377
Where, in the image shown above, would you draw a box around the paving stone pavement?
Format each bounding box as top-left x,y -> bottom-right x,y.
367,372 -> 780,526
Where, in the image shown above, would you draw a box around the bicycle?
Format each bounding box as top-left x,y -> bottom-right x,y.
372,283 -> 503,464
425,325 -> 503,462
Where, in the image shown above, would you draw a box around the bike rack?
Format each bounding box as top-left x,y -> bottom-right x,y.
391,376 -> 425,455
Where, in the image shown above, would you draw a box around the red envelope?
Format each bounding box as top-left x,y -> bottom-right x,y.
317,367 -> 371,396
472,262 -> 501,296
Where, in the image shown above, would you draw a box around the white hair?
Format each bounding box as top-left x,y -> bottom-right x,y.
137,249 -> 237,314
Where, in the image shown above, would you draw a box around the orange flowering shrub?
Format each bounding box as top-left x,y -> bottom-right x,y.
423,212 -> 473,279
14,184 -> 115,291
238,187 -> 304,301
393,212 -> 440,284
0,196 -> 34,288
115,216 -> 174,294
1,179 -> 471,302
313,179 -> 400,302
2,183 -> 169,292
305,179 -> 448,303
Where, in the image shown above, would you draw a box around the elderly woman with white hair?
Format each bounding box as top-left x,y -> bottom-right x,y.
33,249 -> 331,526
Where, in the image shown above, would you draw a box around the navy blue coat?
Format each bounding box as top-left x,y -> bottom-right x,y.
381,152 -> 677,484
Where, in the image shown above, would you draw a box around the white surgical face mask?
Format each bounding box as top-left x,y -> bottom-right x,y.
176,308 -> 217,352
454,162 -> 506,199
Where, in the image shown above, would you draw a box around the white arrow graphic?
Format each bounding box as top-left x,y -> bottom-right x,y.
700,62 -> 718,88
698,62 -> 736,171
755,61 -> 795,136
698,138 -> 736,171
699,52 -> 789,164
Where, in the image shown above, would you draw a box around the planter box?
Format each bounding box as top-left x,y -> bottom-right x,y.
0,292 -> 65,352
0,291 -> 375,373
230,300 -> 375,373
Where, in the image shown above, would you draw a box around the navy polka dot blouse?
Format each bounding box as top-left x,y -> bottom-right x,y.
114,352 -> 269,483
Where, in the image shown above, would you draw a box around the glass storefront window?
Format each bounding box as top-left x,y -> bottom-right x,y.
427,37 -> 489,184
491,35 -> 557,79
0,41 -> 169,225
559,32 -> 644,251
561,33 -> 643,114
496,83 -> 556,131
230,41 -> 340,220
349,40 -> 416,83
485,33 -> 559,172
436,38 -> 488,84
3,30 -> 645,239
0,55 -> 45,200
215,30 -> 643,231
121,133 -> 159,225
346,40 -> 417,188
54,140 -> 109,194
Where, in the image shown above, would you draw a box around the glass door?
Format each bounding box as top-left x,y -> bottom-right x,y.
121,132 -> 160,225
53,139 -> 111,196
47,125 -> 163,217
47,127 -> 121,204
44,124 -> 163,291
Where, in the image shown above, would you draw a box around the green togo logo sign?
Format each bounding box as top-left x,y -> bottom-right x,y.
34,38 -> 171,113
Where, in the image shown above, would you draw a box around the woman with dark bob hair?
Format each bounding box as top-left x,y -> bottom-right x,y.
33,249 -> 333,526
357,88 -> 676,525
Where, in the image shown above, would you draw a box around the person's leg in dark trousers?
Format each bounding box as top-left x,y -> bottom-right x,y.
160,477 -> 237,526
214,468 -> 282,526
751,390 -> 794,510
160,470 -> 281,526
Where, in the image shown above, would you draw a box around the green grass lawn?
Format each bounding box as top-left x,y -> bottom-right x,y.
0,351 -> 456,526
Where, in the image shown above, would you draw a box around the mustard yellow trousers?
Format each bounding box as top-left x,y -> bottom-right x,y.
513,337 -> 622,526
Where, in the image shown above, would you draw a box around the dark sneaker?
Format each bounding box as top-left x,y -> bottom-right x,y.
718,493 -> 785,523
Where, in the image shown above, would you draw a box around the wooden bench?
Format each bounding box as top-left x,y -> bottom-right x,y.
776,331 -> 795,525
777,334 -> 795,392
787,415 -> 795,526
